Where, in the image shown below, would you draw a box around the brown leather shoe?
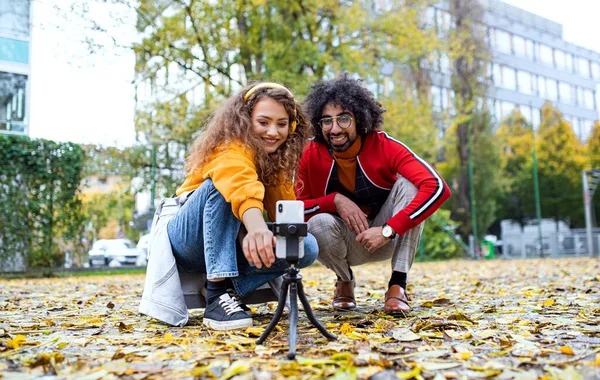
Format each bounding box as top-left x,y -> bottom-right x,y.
384,285 -> 411,315
332,280 -> 356,310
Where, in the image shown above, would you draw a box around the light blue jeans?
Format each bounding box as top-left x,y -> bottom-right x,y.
167,179 -> 318,296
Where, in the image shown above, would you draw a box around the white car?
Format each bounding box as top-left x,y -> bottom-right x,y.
88,239 -> 144,267
136,234 -> 151,266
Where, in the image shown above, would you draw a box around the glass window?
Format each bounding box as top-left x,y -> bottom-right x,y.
538,76 -> 547,98
0,0 -> 30,39
517,70 -> 533,94
577,57 -> 591,77
532,108 -> 541,128
513,35 -> 526,57
502,66 -> 516,91
501,101 -> 515,119
520,105 -> 532,122
525,39 -> 534,59
583,89 -> 594,109
565,53 -> 574,73
577,87 -> 584,106
440,53 -> 451,74
581,120 -> 593,141
559,82 -> 572,104
592,62 -> 600,79
539,45 -> 553,66
431,86 -> 442,111
573,118 -> 582,138
0,71 -> 27,133
493,63 -> 502,84
554,50 -> 566,70
547,79 -> 558,100
494,29 -> 511,54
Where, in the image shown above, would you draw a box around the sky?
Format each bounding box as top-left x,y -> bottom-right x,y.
27,0 -> 600,147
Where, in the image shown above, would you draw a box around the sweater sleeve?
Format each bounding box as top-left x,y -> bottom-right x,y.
382,135 -> 451,236
203,148 -> 265,220
295,147 -> 338,222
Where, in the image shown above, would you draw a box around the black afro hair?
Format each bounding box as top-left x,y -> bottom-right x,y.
303,74 -> 386,143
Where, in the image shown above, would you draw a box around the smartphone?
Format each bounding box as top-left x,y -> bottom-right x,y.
275,200 -> 305,260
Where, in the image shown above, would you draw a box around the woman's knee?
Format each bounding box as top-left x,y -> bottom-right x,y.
296,233 -> 319,268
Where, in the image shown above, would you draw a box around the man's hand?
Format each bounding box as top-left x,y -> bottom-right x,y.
334,193 -> 369,233
356,227 -> 390,253
242,208 -> 276,268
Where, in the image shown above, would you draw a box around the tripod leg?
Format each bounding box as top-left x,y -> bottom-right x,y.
287,282 -> 299,359
256,280 -> 290,345
297,281 -> 337,340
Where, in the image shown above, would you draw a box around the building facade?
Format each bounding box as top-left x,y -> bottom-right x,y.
429,0 -> 600,141
0,0 -> 31,136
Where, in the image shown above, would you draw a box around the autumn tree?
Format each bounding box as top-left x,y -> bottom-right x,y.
495,109 -> 536,225
446,0 -> 495,240
536,102 -> 587,228
587,121 -> 600,169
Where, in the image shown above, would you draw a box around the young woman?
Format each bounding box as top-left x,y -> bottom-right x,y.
142,82 -> 318,331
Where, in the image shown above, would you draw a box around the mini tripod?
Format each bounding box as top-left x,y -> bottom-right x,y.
257,223 -> 337,359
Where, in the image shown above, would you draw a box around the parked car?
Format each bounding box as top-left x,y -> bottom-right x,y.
136,234 -> 151,266
88,239 -> 144,267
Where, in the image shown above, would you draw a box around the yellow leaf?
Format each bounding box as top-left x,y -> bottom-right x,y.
6,335 -> 26,349
559,346 -> 574,355
164,333 -> 174,340
591,353 -> 600,366
245,327 -> 263,337
182,351 -> 193,361
543,299 -> 555,307
499,289 -> 505,295
456,351 -> 473,360
340,323 -> 354,335
326,323 -> 340,329
396,366 -> 421,379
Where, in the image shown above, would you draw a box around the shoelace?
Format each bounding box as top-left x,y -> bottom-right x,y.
219,294 -> 244,315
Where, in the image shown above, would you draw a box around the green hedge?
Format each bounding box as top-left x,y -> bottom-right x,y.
0,134 -> 85,270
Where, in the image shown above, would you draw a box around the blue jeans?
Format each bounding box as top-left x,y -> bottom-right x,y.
167,179 -> 318,296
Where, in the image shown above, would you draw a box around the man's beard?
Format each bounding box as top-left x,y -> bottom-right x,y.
328,132 -> 356,152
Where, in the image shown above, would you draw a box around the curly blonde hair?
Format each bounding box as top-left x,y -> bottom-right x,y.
185,83 -> 311,187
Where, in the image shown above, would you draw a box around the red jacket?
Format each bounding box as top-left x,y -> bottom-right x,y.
295,130 -> 451,237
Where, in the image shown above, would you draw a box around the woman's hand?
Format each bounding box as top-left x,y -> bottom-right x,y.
334,193 -> 369,233
241,208 -> 276,268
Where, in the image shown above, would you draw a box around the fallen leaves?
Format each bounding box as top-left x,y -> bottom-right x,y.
0,257 -> 599,378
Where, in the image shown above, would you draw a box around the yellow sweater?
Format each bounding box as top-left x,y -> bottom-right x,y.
175,143 -> 295,222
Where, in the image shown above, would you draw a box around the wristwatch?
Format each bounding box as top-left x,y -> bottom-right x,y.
382,223 -> 396,239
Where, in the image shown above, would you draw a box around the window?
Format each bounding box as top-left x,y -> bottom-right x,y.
583,89 -> 595,109
546,79 -> 558,100
592,62 -> 600,79
520,105 -> 532,123
532,108 -> 541,128
0,0 -> 30,39
439,53 -> 451,74
525,39 -> 534,59
431,86 -> 443,111
501,66 -> 516,91
0,71 -> 27,132
581,120 -> 594,141
501,101 -> 515,119
492,63 -> 502,84
554,50 -> 566,70
565,53 -> 574,73
559,82 -> 572,104
538,76 -> 547,99
576,57 -> 591,77
573,118 -> 582,138
517,70 -> 533,95
513,35 -> 526,57
539,45 -> 553,66
494,29 -> 511,54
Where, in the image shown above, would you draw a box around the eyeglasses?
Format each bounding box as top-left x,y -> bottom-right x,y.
319,115 -> 354,131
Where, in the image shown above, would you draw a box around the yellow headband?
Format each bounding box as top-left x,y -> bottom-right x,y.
243,82 -> 297,133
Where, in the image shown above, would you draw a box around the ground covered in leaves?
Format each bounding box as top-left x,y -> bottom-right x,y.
1,257 -> 599,379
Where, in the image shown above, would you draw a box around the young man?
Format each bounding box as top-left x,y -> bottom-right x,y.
296,75 -> 451,315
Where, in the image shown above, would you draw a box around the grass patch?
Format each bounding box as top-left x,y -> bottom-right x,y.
1,267 -> 146,279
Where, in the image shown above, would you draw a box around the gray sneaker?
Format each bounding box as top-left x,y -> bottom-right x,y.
203,293 -> 252,330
